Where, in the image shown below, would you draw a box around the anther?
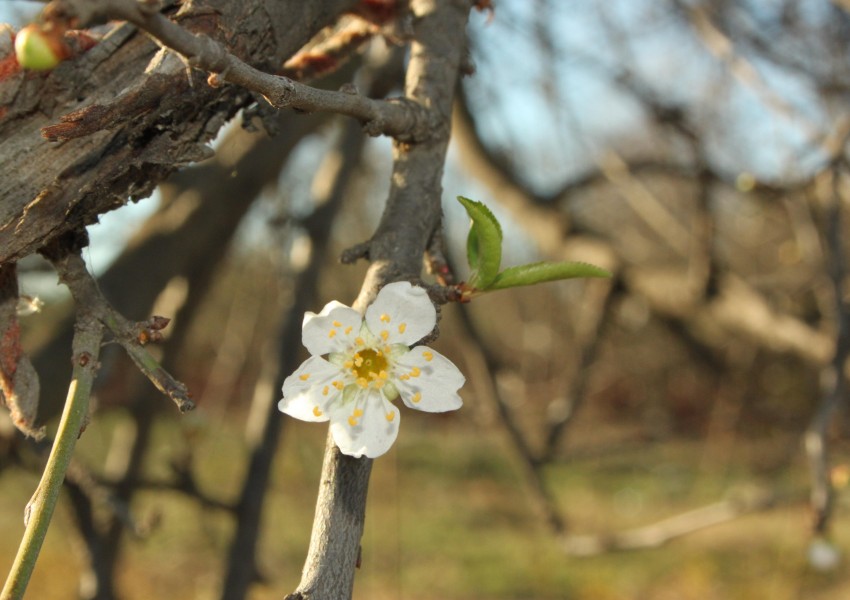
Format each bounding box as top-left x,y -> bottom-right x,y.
380,313 -> 391,323
313,406 -> 323,417
410,367 -> 421,378
299,373 -> 310,381
380,330 -> 389,341
345,326 -> 353,334
322,386 -> 329,396
348,416 -> 358,426
412,392 -> 422,403
386,412 -> 395,421
398,323 -> 407,334
328,329 -> 337,338
423,351 -> 433,362
333,320 -> 342,327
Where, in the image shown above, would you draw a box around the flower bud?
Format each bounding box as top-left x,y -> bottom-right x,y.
14,25 -> 66,71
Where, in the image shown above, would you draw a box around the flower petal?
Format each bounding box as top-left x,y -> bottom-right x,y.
365,282 -> 436,346
302,301 -> 363,356
329,389 -> 401,458
279,355 -> 346,422
393,347 -> 464,413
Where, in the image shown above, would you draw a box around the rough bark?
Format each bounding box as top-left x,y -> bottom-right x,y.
0,0 -> 357,264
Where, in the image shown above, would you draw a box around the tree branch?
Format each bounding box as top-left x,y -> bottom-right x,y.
57,0 -> 432,141
287,1 -> 473,598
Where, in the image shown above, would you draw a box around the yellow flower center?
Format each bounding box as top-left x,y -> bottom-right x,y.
349,349 -> 388,387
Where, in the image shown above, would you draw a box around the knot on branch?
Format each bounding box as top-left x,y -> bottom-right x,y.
262,75 -> 297,108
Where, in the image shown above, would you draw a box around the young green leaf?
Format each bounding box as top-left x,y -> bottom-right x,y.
488,261 -> 611,290
457,196 -> 503,288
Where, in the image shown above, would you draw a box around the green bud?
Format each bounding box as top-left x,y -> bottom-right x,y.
15,25 -> 62,71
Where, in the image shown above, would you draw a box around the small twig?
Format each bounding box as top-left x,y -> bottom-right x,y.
54,0 -> 433,141
41,231 -> 193,413
1,304 -> 103,600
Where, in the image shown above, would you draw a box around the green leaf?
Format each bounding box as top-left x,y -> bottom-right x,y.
488,261 -> 611,290
457,196 -> 502,288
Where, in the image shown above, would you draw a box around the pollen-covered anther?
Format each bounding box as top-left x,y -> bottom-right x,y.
354,408 -> 364,417
299,373 -> 310,381
423,351 -> 433,362
412,392 -> 422,403
345,326 -> 353,334
348,415 -> 358,426
333,320 -> 342,327
354,355 -> 364,367
410,367 -> 421,378
398,323 -> 407,334
322,386 -> 329,396
328,329 -> 337,338
355,337 -> 365,346
380,313 -> 391,323
344,360 -> 354,369
313,406 -> 323,417
400,374 -> 410,381
357,377 -> 369,388
333,380 -> 345,390
386,412 -> 395,421
379,370 -> 388,380
380,330 -> 389,341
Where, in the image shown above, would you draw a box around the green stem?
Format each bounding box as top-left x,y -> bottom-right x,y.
1,312 -> 103,600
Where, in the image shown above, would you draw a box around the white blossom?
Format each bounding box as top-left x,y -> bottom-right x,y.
279,281 -> 465,458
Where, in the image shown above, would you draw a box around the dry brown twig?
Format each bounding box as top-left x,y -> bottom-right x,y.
40,230 -> 193,413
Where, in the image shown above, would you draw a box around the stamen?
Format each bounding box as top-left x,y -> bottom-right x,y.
385,412 -> 395,421
355,337 -> 365,346
348,416 -> 358,426
299,373 -> 310,381
380,330 -> 389,341
356,377 -> 369,388
400,374 -> 410,381
333,380 -> 345,390
410,367 -> 421,378
333,320 -> 342,327
383,345 -> 391,354
344,360 -> 354,369
369,372 -> 379,380
328,329 -> 337,338
398,323 -> 407,334
354,408 -> 364,417
412,392 -> 422,403
313,406 -> 323,417
379,370 -> 388,380
354,356 -> 364,367
423,351 -> 433,362
380,313 -> 391,323
322,386 -> 329,396
345,326 -> 353,334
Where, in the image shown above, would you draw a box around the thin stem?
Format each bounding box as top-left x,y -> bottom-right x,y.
1,310 -> 103,600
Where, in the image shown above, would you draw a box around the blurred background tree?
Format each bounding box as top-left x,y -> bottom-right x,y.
1,0 -> 849,599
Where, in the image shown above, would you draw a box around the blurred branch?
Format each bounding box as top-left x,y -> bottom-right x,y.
804,166 -> 850,536
221,119 -> 366,600
541,278 -> 619,460
561,487 -> 779,557
453,304 -> 568,535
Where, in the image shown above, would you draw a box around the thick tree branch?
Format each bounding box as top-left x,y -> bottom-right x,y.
58,0 -> 432,141
288,2 -> 472,598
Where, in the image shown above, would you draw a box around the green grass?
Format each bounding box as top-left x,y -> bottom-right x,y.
2,413 -> 849,599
